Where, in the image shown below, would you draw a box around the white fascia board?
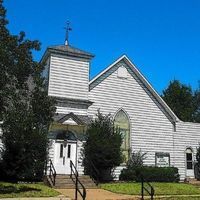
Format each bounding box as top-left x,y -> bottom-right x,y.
124,55 -> 179,122
89,55 -> 127,85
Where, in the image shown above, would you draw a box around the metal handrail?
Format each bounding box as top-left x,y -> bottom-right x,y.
70,160 -> 86,200
45,159 -> 56,186
141,175 -> 154,200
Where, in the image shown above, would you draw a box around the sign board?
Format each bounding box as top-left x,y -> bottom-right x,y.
155,153 -> 170,167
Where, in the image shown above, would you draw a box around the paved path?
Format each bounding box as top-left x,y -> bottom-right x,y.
3,193 -> 200,200
56,189 -> 139,200
56,189 -> 200,200
0,196 -> 70,200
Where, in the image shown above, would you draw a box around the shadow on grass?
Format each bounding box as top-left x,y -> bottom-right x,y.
0,184 -> 41,194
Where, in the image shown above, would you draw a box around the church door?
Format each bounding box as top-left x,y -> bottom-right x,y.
186,148 -> 194,178
54,141 -> 77,174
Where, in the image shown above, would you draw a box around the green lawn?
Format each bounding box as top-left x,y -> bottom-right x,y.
101,182 -> 200,196
0,182 -> 60,198
157,197 -> 200,200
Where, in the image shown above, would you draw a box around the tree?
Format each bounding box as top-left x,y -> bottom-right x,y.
0,0 -> 55,181
193,84 -> 200,123
0,1 -> 41,120
162,80 -> 195,122
83,111 -> 123,181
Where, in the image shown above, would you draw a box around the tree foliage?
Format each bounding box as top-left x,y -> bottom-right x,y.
195,145 -> 200,180
83,111 -> 123,181
162,80 -> 200,122
127,150 -> 147,168
196,145 -> 200,166
0,0 -> 55,181
193,84 -> 200,123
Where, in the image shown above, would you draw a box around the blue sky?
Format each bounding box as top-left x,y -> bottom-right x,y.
4,0 -> 200,94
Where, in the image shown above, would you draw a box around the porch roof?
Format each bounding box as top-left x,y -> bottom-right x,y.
48,129 -> 86,141
53,112 -> 92,125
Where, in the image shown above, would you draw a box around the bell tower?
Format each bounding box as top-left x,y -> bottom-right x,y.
41,41 -> 94,115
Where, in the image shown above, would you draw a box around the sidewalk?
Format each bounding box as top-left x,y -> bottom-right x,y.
3,193 -> 200,200
56,189 -> 200,200
3,190 -> 200,200
0,196 -> 70,200
56,189 -> 139,200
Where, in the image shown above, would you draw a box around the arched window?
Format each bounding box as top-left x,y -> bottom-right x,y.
186,148 -> 193,170
114,109 -> 130,162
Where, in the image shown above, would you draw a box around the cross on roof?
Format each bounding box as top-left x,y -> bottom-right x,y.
64,21 -> 72,45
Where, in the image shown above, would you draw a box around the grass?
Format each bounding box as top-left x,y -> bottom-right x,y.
157,197 -> 200,200
0,182 -> 60,198
101,182 -> 200,196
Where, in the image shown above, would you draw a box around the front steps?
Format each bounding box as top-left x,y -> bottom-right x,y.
46,174 -> 97,189
185,178 -> 200,185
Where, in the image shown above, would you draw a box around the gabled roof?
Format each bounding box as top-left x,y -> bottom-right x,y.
54,112 -> 92,125
41,45 -> 94,63
89,55 -> 179,122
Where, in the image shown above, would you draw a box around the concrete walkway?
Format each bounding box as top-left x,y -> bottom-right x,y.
56,189 -> 200,200
0,196 -> 70,200
3,193 -> 200,200
56,189 -> 139,200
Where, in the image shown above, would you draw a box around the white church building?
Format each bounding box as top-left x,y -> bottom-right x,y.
1,42 -> 200,181
41,43 -> 200,181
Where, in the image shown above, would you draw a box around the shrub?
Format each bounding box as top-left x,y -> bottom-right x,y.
119,166 -> 180,182
83,110 -> 123,182
119,168 -> 137,181
195,144 -> 200,180
127,150 -> 147,168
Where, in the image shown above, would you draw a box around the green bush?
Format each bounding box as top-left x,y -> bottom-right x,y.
119,166 -> 180,182
195,145 -> 200,180
83,111 -> 123,182
127,150 -> 147,167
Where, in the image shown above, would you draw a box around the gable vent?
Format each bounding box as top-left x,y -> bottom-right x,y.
117,66 -> 128,78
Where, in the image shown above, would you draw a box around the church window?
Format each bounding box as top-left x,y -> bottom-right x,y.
114,109 -> 130,162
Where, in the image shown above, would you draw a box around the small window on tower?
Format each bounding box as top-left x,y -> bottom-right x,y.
117,66 -> 128,78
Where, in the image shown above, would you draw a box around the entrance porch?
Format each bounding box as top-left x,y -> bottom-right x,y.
47,112 -> 90,176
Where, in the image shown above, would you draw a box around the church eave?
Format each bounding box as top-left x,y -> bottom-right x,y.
55,96 -> 93,109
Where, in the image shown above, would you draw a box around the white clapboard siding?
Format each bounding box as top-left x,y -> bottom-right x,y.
174,122 -> 200,180
112,165 -> 127,180
77,141 -> 84,175
48,55 -> 89,100
88,61 -> 175,172
46,140 -> 55,174
48,140 -> 55,161
56,106 -> 88,116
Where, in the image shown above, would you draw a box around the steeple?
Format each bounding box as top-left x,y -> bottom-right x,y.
64,21 -> 72,46
40,35 -> 94,102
